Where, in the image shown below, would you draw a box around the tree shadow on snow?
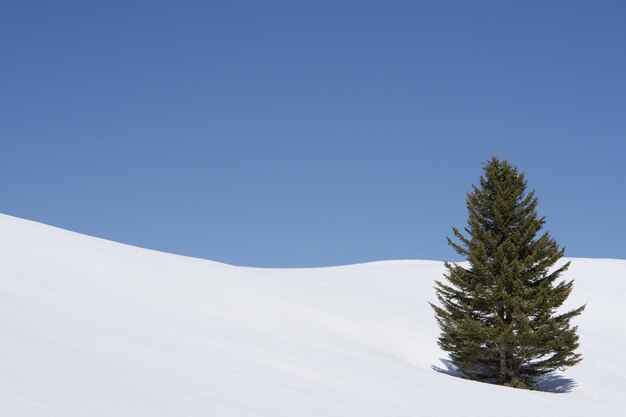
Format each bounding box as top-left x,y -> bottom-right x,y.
431,358 -> 464,378
431,359 -> 576,393
534,373 -> 577,393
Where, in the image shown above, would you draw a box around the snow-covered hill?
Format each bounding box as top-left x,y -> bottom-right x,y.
1,213 -> 624,416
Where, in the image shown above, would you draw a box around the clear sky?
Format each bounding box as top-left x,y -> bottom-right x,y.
1,1 -> 624,267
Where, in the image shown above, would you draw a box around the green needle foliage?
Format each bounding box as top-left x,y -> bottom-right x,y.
431,157 -> 585,389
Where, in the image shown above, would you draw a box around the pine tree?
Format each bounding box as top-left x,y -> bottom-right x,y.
431,156 -> 585,389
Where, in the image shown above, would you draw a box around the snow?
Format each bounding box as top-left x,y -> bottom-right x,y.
1,213 -> 624,416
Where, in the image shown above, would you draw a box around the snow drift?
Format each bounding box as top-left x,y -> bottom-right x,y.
1,213 -> 624,416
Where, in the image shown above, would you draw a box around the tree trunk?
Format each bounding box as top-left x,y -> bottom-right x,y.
499,347 -> 508,384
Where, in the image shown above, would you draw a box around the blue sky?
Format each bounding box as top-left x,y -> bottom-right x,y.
1,1 -> 624,266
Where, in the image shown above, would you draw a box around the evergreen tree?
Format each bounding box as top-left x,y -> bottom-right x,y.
431,156 -> 585,389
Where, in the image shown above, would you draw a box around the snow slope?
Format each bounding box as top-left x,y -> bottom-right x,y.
1,213 -> 624,416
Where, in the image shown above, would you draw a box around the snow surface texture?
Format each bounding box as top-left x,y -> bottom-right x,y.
1,213 -> 624,416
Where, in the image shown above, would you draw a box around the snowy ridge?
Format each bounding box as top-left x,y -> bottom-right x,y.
1,213 -> 624,416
